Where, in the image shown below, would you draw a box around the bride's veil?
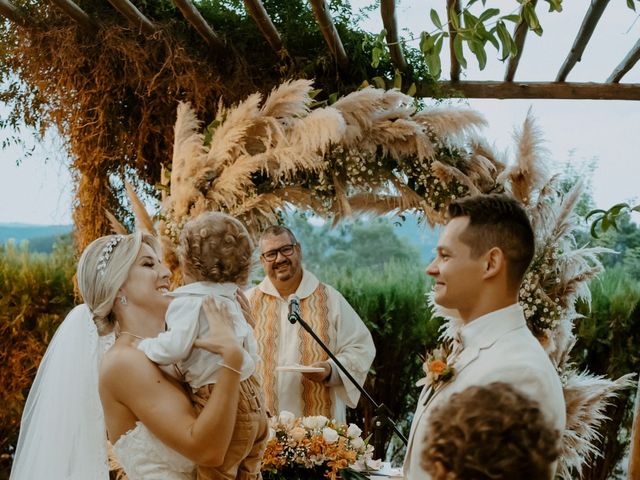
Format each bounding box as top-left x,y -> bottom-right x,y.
10,304 -> 113,479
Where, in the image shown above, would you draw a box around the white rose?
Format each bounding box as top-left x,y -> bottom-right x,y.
302,416 -> 317,429
314,415 -> 329,428
350,437 -> 365,449
322,427 -> 339,444
346,423 -> 362,439
267,427 -> 276,441
278,410 -> 296,426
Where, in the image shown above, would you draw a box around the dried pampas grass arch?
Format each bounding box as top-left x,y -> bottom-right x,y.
114,80 -> 633,479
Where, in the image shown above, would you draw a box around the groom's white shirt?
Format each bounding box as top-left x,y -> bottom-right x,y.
403,304 -> 566,479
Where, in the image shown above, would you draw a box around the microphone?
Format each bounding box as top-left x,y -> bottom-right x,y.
288,295 -> 301,324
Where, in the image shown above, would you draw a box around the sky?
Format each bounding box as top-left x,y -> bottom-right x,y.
0,1 -> 639,225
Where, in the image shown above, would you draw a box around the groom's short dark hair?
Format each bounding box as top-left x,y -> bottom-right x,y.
448,193 -> 534,290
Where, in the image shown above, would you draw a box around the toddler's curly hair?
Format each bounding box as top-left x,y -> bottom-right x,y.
422,382 -> 560,480
178,212 -> 253,285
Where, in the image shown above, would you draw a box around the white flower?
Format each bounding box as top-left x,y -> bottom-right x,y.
267,427 -> 276,441
367,458 -> 383,470
346,423 -> 362,439
322,427 -> 339,444
278,410 -> 296,426
302,415 -> 328,430
350,437 -> 365,449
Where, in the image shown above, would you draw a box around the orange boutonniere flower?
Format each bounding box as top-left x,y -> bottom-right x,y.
417,343 -> 456,404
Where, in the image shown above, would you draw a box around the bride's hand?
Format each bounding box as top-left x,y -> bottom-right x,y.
194,297 -> 242,362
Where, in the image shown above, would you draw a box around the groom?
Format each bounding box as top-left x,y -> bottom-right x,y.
403,194 -> 566,479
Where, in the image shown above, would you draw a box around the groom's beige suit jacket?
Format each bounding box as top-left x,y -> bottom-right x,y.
403,304 -> 566,480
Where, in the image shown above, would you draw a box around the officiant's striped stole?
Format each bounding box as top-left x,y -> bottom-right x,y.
252,285 -> 333,418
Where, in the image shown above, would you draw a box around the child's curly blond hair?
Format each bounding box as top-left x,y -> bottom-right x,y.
422,382 -> 559,480
178,212 -> 253,285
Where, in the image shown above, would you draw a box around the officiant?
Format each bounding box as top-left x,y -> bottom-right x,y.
246,225 -> 375,423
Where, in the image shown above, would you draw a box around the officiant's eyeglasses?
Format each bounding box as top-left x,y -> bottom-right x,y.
261,243 -> 297,262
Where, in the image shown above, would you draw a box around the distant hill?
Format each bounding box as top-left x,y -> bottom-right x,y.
391,214 -> 440,264
0,223 -> 73,253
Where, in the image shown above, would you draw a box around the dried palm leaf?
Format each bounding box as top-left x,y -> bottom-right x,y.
104,209 -> 128,235
558,371 -> 637,479
502,112 -> 548,205
125,181 -> 156,235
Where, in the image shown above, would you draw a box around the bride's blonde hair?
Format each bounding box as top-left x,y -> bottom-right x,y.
77,231 -> 159,335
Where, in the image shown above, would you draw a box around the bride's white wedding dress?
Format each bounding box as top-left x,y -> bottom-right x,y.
113,422 -> 196,480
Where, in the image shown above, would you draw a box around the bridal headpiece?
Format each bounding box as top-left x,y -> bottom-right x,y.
97,235 -> 124,275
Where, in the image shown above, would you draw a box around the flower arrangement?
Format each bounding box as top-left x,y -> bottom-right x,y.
416,342 -> 457,405
261,411 -> 380,480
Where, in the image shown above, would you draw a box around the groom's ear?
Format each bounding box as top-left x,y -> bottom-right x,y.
481,247 -> 504,280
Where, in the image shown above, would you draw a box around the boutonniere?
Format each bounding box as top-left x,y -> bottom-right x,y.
417,342 -> 456,404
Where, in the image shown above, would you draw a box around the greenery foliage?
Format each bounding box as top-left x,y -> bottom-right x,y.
0,237 -> 76,476
573,267 -> 640,480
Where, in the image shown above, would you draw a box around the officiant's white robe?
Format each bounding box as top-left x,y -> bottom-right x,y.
403,304 -> 566,480
246,270 -> 375,422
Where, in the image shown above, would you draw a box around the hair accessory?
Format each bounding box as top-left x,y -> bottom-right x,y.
97,235 -> 124,276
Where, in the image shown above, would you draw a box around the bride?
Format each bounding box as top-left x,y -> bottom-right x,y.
10,231 -> 246,479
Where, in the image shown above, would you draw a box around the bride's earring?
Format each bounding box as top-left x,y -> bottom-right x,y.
120,295 -> 128,305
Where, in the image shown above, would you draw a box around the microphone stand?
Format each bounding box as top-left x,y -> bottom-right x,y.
288,311 -> 408,447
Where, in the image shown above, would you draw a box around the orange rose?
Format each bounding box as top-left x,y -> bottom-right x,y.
429,359 -> 447,375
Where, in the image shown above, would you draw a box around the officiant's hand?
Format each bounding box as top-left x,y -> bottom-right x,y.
302,361 -> 331,383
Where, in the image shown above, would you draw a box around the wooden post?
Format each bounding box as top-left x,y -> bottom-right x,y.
629,380 -> 640,480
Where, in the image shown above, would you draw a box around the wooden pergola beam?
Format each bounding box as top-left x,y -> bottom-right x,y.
244,0 -> 283,53
447,0 -> 461,81
608,37 -> 640,83
0,0 -> 23,25
556,0 -> 609,82
50,0 -> 97,29
308,0 -> 348,69
404,80 -> 640,101
504,0 -> 537,82
380,0 -> 408,74
107,0 -> 155,35
173,0 -> 224,50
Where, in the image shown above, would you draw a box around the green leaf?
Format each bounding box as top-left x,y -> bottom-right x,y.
496,21 -> 512,60
628,0 -> 636,11
502,14 -> 521,23
425,47 -> 442,79
377,28 -> 387,43
545,0 -> 563,12
371,47 -> 382,68
631,204 -> 640,213
420,32 -> 438,54
393,70 -> 402,89
453,35 -> 467,69
585,209 -> 606,221
481,28 -> 499,50
479,8 -> 500,22
449,4 -> 459,29
468,40 -> 487,70
371,76 -> 386,89
463,9 -> 478,29
590,218 -> 602,239
309,89 -> 322,99
523,3 -> 543,36
430,8 -> 443,29
407,82 -> 417,97
328,92 -> 339,104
